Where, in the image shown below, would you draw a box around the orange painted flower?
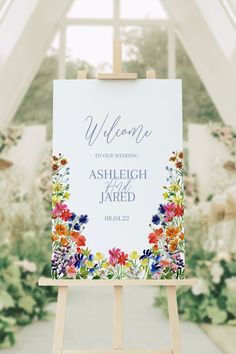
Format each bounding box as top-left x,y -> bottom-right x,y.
169,239 -> 178,252
160,259 -> 171,267
152,244 -> 159,252
70,230 -> 80,242
179,232 -> 184,240
51,233 -> 58,242
154,228 -> 164,237
55,224 -> 68,236
60,237 -> 69,247
166,226 -> 179,238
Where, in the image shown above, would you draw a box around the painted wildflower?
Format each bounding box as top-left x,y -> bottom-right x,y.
51,151 -> 185,280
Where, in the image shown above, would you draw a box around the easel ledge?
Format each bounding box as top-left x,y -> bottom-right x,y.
39,277 -> 196,287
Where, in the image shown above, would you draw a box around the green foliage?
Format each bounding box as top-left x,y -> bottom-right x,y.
0,240 -> 57,349
155,247 -> 236,325
13,54 -> 94,138
123,27 -> 221,125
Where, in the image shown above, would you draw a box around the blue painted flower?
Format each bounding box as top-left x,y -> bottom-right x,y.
158,204 -> 165,215
79,214 -> 89,224
140,249 -> 152,260
74,223 -> 80,231
155,255 -> 161,262
74,254 -> 84,268
88,254 -> 94,261
151,262 -> 162,273
152,214 -> 160,225
88,264 -> 98,274
68,212 -> 77,221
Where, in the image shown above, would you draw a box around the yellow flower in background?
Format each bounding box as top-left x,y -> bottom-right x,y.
141,258 -> 149,267
86,260 -> 94,268
130,250 -> 139,260
163,192 -> 169,199
170,184 -> 180,192
53,183 -> 63,193
64,191 -> 70,200
95,252 -> 104,261
173,195 -> 183,205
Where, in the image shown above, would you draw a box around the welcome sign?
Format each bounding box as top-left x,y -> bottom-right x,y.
51,80 -> 185,280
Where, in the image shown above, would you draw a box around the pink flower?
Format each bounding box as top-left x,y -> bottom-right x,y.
171,263 -> 178,272
52,202 -> 68,218
66,265 -> 77,278
164,203 -> 177,222
109,247 -> 121,266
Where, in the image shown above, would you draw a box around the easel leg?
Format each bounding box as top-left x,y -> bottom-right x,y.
52,286 -> 68,354
166,286 -> 182,354
113,285 -> 124,350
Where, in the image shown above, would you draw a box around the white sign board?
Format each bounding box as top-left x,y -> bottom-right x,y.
52,80 -> 185,280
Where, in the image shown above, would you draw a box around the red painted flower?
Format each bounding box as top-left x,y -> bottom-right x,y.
117,252 -> 128,266
148,228 -> 163,244
77,235 -> 86,247
175,205 -> 184,217
148,232 -> 158,244
61,209 -> 73,221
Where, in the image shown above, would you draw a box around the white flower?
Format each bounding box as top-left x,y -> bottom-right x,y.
192,278 -> 209,295
210,263 -> 224,284
15,259 -> 37,272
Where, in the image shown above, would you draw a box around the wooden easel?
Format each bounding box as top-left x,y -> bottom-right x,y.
39,40 -> 196,354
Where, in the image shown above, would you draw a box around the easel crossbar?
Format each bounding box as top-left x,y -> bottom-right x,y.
63,350 -> 172,354
38,278 -> 196,287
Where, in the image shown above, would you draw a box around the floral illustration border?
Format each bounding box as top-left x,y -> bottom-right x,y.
51,152 -> 185,279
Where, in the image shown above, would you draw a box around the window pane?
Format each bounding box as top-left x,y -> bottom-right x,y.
66,26 -> 113,76
121,0 -> 167,19
121,26 -> 168,78
67,0 -> 113,18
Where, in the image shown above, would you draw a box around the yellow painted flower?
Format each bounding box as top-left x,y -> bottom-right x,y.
163,192 -> 169,199
173,195 -> 183,204
102,261 -> 110,269
64,191 -> 70,200
170,184 -> 180,192
130,250 -> 139,260
124,261 -> 132,269
52,195 -> 60,207
53,183 -> 63,193
86,260 -> 94,268
141,258 -> 149,267
95,252 -> 104,261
